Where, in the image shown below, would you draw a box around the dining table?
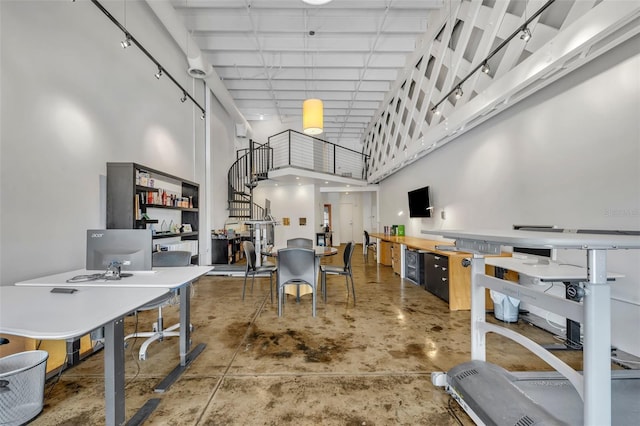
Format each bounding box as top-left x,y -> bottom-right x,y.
263,246 -> 338,297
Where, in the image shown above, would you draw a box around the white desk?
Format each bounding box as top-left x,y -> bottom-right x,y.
486,256 -> 623,350
16,266 -> 211,367
485,256 -> 624,282
16,266 -> 211,406
422,229 -> 640,426
0,285 -> 169,426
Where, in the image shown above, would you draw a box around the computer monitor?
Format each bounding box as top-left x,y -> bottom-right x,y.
86,229 -> 152,271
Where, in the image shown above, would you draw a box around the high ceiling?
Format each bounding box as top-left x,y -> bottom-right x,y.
170,0 -> 444,145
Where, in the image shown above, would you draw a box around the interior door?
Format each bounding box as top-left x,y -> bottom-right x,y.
339,203 -> 354,244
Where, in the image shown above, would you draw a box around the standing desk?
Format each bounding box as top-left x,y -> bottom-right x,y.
422,229 -> 640,425
16,266 -> 212,391
0,285 -> 169,426
485,256 -> 623,350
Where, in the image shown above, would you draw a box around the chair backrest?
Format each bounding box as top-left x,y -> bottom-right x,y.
243,241 -> 257,270
343,241 -> 355,271
287,238 -> 313,248
277,248 -> 316,286
152,250 -> 192,267
364,230 -> 370,245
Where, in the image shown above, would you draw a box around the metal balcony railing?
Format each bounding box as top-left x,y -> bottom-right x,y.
268,130 -> 369,179
228,131 -> 369,218
227,139 -> 271,219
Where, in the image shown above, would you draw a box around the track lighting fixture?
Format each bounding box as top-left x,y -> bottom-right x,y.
88,0 -> 209,121
427,0 -> 554,118
120,34 -> 131,48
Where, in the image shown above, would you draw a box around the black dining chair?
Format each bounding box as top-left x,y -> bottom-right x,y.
286,238 -> 313,248
276,247 -> 317,317
321,241 -> 356,305
364,230 -> 376,260
242,241 -> 277,303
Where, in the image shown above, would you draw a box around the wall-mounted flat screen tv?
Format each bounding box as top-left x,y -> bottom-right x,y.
408,186 -> 432,218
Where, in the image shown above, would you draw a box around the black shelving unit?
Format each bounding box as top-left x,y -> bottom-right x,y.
107,162 -> 200,263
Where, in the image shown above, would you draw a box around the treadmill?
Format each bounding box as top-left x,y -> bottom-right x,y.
421,229 -> 640,425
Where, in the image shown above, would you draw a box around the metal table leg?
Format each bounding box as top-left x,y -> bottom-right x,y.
104,318 -> 125,426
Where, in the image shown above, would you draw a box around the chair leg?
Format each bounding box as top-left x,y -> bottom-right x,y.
322,271 -> 327,303
350,273 -> 356,305
242,274 -> 248,300
312,286 -> 316,317
277,285 -> 283,317
269,273 -> 274,304
345,275 -> 350,300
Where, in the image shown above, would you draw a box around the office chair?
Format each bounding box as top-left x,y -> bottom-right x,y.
276,248 -> 317,317
363,230 -> 376,259
124,250 -> 192,361
321,241 -> 356,305
242,241 -> 277,302
286,238 -> 313,248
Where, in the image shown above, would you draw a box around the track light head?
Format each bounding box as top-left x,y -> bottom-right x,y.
155,67 -> 163,79
431,106 -> 441,115
120,36 -> 131,49
200,112 -> 205,120
454,86 -> 463,99
481,62 -> 490,74
180,93 -> 187,103
520,27 -> 532,42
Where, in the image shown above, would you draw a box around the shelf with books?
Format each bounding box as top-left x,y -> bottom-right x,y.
107,162 -> 200,264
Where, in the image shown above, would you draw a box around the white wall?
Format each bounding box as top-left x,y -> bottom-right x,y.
377,35 -> 640,356
208,90 -> 239,232
253,184 -> 318,247
0,1 -> 211,284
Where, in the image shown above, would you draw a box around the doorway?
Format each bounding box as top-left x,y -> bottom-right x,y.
323,204 -> 332,230
339,202 -> 354,243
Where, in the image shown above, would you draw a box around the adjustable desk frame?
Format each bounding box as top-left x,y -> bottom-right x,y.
14,266 -> 212,424
422,229 -> 640,425
0,286 -> 169,426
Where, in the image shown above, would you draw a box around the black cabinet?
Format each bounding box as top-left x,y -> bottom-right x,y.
211,236 -> 243,264
405,249 -> 424,285
424,252 -> 449,302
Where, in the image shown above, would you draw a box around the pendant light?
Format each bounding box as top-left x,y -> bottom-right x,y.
303,98 -> 324,135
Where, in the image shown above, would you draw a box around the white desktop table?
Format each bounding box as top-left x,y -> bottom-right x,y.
485,256 -> 623,282
422,229 -> 640,426
0,285 -> 169,426
485,256 -> 623,350
16,266 -> 211,399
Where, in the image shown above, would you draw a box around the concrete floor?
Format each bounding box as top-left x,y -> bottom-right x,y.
32,244 -> 584,425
